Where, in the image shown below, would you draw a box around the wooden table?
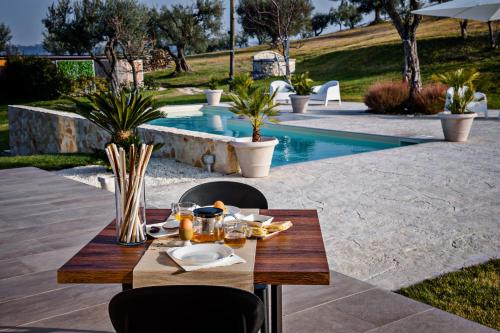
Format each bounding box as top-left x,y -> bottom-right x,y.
58,209 -> 330,333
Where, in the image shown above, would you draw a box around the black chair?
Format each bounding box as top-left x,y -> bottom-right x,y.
179,181 -> 268,209
109,285 -> 265,333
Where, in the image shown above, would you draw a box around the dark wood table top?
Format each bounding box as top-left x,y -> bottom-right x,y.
57,209 -> 330,286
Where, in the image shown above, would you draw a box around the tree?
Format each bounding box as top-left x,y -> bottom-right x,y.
43,0 -> 152,93
154,0 -> 224,74
337,1 -> 363,29
381,0 -> 423,98
236,0 -> 314,79
106,0 -> 152,91
0,23 -> 12,53
353,0 -> 384,25
229,0 -> 236,80
311,13 -> 332,36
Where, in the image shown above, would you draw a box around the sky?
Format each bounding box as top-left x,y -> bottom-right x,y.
0,0 -> 337,46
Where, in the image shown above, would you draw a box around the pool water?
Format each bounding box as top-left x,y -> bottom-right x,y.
149,108 -> 402,167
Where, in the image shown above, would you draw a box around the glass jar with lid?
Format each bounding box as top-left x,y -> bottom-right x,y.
192,207 -> 224,243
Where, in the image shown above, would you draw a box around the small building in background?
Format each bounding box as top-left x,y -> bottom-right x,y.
252,51 -> 296,79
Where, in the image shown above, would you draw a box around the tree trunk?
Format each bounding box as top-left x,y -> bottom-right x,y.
164,47 -> 182,74
402,37 -> 422,99
488,21 -> 497,48
229,0 -> 236,81
373,7 -> 382,24
252,126 -> 261,142
128,59 -> 139,92
460,20 -> 468,40
177,45 -> 192,72
283,37 -> 291,81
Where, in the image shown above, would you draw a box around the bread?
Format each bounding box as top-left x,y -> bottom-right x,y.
265,221 -> 293,233
251,226 -> 268,237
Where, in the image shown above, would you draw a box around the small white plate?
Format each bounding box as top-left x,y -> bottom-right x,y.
162,218 -> 179,229
147,222 -> 178,238
169,244 -> 233,265
242,214 -> 274,227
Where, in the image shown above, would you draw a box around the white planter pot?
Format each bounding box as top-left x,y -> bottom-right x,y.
231,137 -> 278,178
290,94 -> 310,113
97,176 -> 114,192
205,89 -> 223,106
438,112 -> 477,142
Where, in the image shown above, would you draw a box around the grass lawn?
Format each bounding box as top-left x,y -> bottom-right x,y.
398,259 -> 499,330
147,18 -> 500,108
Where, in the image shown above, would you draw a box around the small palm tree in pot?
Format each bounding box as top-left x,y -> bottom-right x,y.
433,69 -> 480,142
290,72 -> 314,113
228,73 -> 280,178
205,77 -> 223,106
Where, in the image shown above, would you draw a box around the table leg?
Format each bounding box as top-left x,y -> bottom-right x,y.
255,285 -> 270,333
271,285 -> 282,333
122,283 -> 132,291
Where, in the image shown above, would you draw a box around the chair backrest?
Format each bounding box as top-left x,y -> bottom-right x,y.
109,285 -> 265,333
317,80 -> 339,94
180,181 -> 268,209
270,80 -> 293,94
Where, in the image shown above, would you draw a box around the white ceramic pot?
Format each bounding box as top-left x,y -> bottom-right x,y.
290,94 -> 310,113
231,137 -> 278,178
438,112 -> 477,142
205,89 -> 223,106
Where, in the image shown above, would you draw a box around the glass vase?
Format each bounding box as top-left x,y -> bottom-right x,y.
115,177 -> 147,246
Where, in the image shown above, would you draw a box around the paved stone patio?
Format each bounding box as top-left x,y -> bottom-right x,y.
0,167 -> 495,332
146,104 -> 500,289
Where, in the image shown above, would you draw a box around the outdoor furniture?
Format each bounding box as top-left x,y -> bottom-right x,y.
57,208 -> 330,333
270,80 -> 294,104
445,87 -> 489,117
109,285 -> 265,333
180,181 -> 268,208
310,80 -> 342,106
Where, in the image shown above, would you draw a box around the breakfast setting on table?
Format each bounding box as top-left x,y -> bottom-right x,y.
136,200 -> 293,291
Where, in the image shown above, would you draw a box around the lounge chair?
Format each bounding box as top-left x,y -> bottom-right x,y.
446,87 -> 489,118
270,80 -> 294,103
310,80 -> 341,106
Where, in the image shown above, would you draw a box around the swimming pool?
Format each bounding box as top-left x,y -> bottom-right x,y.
149,107 -> 411,167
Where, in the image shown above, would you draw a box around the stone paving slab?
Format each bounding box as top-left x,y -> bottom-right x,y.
0,168 -> 496,332
147,113 -> 500,290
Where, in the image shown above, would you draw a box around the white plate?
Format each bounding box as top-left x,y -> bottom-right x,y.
162,218 -> 179,229
169,244 -> 234,265
242,214 -> 274,227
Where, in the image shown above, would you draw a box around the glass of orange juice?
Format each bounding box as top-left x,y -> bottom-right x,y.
172,202 -> 196,221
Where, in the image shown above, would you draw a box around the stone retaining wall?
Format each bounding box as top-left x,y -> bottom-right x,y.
8,105 -> 239,174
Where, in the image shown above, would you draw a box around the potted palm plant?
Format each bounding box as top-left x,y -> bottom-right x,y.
205,77 -> 223,106
433,69 -> 480,142
73,90 -> 164,188
290,72 -> 314,113
228,74 -> 280,178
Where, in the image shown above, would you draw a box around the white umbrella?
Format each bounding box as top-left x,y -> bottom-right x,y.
412,0 -> 499,47
412,0 -> 500,22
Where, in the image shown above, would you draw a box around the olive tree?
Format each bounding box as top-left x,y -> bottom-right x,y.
381,0 -> 423,98
0,23 -> 12,53
43,0 -> 151,92
154,0 -> 224,74
312,13 -> 332,36
237,0 -> 314,79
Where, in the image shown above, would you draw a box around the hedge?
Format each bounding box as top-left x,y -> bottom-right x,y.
57,60 -> 95,80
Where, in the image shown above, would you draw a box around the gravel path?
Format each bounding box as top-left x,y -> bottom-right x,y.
54,157 -> 221,190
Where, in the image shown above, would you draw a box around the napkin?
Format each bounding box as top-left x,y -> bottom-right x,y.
165,247 -> 246,272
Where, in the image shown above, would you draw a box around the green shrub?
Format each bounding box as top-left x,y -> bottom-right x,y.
0,56 -> 71,100
57,60 -> 94,80
143,77 -> 160,91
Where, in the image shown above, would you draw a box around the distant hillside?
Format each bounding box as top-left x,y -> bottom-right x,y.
147,18 -> 499,108
11,44 -> 50,55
